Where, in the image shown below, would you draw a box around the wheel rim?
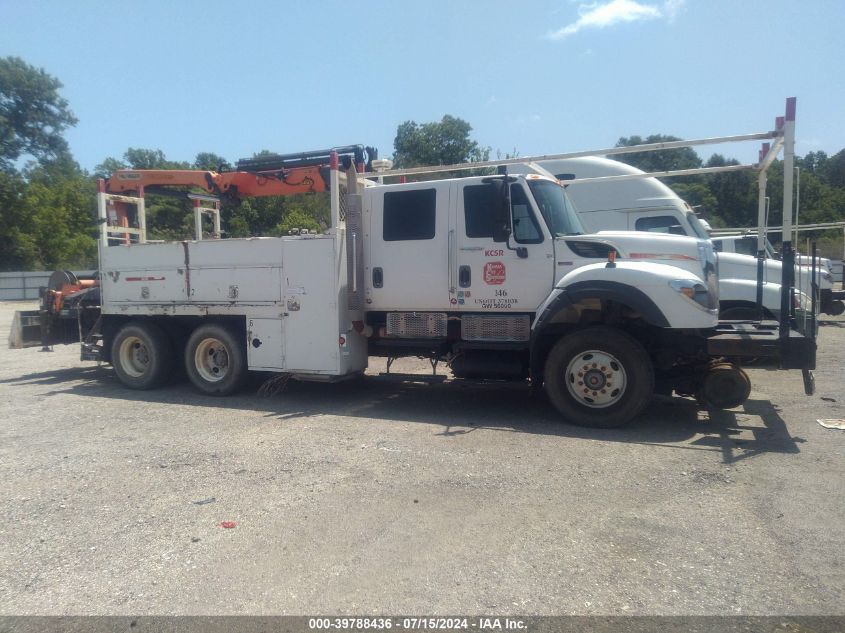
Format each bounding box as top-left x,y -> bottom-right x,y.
564,350 -> 627,408
118,336 -> 151,378
194,337 -> 230,383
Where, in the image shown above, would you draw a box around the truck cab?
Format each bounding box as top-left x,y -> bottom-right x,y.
361,172 -> 722,426
364,173 -> 716,324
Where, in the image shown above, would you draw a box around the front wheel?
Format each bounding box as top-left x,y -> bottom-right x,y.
543,327 -> 654,428
185,324 -> 247,396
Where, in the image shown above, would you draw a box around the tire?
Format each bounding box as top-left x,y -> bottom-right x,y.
543,326 -> 654,428
111,321 -> 174,390
184,323 -> 247,396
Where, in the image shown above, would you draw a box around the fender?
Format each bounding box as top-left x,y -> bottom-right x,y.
543,260 -> 709,329
717,277 -> 784,317
533,281 -> 670,335
529,281 -> 670,382
529,261 -> 715,382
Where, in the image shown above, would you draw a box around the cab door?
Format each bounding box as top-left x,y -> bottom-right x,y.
366,181 -> 451,311
453,180 -> 554,312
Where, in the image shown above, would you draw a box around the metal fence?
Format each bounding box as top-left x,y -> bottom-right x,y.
0,271 -> 95,301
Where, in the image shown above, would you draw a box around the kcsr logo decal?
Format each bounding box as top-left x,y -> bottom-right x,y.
483,261 -> 506,285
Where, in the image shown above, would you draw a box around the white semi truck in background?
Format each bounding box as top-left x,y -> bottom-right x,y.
514,156 -> 843,317
9,100 -> 818,428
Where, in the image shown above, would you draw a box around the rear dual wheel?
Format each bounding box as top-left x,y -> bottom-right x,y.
184,324 -> 247,396
111,321 -> 173,390
111,321 -> 247,396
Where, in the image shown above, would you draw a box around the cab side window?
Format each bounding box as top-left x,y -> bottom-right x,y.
383,189 -> 436,241
463,182 -> 542,243
635,215 -> 686,235
463,184 -> 496,238
511,184 -> 542,244
735,237 -> 757,256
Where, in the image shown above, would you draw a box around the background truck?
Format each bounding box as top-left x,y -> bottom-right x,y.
9,99 -> 817,428
512,155 -> 841,317
711,234 -> 843,315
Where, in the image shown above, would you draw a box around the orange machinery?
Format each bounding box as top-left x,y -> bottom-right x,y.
100,144 -> 375,241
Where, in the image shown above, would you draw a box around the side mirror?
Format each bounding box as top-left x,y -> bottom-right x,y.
774,251 -> 782,261
489,179 -> 511,243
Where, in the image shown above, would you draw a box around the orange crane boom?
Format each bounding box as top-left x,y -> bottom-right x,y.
105,165 -> 329,198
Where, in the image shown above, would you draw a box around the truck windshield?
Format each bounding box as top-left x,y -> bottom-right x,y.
764,238 -> 776,258
686,212 -> 711,240
527,179 -> 585,236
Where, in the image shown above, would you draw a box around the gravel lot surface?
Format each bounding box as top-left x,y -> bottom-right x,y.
1,301 -> 843,615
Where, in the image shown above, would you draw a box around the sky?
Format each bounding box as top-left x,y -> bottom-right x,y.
2,0 -> 844,172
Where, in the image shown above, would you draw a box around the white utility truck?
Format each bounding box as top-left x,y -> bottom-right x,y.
513,156 -> 839,317
10,100 -> 817,428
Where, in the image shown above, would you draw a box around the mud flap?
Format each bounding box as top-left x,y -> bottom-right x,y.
803,369 -> 815,396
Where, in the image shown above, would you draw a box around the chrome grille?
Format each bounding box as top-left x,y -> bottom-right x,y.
461,315 -> 530,342
386,312 -> 447,338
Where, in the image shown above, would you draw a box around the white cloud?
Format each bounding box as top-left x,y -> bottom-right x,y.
663,0 -> 685,22
547,0 -> 685,40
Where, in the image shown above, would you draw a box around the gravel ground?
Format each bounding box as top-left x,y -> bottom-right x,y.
0,301 -> 843,615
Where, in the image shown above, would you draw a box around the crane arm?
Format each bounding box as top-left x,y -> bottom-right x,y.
105,166 -> 329,198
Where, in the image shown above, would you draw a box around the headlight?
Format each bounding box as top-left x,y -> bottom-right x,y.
697,241 -> 719,304
792,291 -> 812,312
669,279 -> 713,311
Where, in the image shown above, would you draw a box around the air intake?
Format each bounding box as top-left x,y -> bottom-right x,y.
566,240 -> 616,259
461,315 -> 530,342
386,312 -> 447,338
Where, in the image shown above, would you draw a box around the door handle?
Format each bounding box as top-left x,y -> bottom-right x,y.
448,229 -> 456,293
373,267 -> 383,288
459,265 -> 471,288
351,231 -> 358,292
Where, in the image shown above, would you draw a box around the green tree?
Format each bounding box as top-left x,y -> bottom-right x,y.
822,149 -> 845,189
699,154 -> 756,227
94,147 -> 190,178
124,147 -> 189,170
9,156 -> 97,268
614,134 -> 702,173
193,152 -> 232,172
0,169 -> 31,268
0,56 -> 77,171
271,209 -> 322,236
392,115 -> 490,168
92,156 -> 127,179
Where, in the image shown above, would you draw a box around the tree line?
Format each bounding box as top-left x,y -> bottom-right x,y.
1,56 -> 843,271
